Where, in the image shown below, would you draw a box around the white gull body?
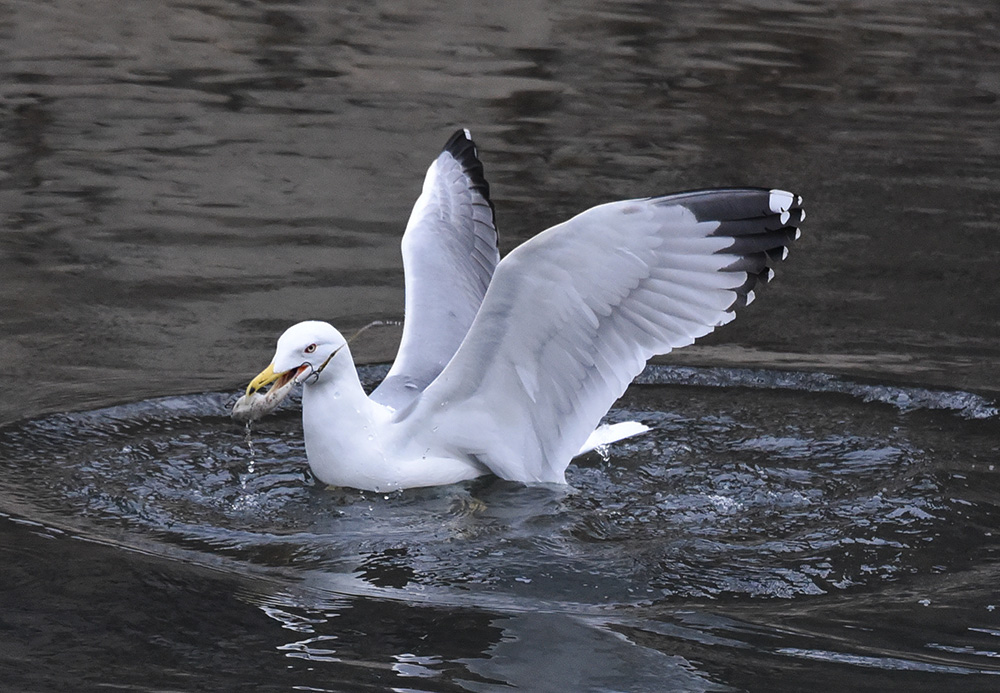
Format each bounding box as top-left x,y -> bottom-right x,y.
234,129 -> 804,492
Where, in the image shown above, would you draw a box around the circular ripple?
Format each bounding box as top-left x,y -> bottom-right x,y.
0,368 -> 997,606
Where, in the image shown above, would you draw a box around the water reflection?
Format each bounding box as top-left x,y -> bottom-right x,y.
247,583 -> 732,690
245,564 -> 1000,690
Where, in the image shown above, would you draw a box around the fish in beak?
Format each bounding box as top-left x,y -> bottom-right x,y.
231,363 -> 310,423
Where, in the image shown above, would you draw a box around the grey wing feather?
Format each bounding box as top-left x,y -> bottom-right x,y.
371,130 -> 500,410
404,188 -> 803,482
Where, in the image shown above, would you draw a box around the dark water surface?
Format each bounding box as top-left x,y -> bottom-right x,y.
2,1 -> 999,691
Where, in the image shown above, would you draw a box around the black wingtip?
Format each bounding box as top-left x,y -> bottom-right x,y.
652,188 -> 803,224
443,130 -> 489,192
443,128 -> 474,156
652,188 -> 803,312
442,128 -> 496,227
443,129 -> 480,174
716,189 -> 801,311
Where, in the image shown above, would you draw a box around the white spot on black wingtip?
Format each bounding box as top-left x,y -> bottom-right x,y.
799,209 -> 806,222
765,267 -> 775,282
794,227 -> 802,240
781,246 -> 789,261
746,290 -> 756,306
768,189 -> 794,214
796,195 -> 803,207
463,128 -> 472,140
716,312 -> 737,327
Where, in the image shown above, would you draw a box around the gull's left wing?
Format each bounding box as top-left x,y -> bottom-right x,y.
401,188 -> 804,482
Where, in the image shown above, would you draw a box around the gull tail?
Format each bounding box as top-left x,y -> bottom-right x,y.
577,421 -> 650,456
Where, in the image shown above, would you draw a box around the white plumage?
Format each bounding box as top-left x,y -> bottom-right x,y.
233,130 -> 804,491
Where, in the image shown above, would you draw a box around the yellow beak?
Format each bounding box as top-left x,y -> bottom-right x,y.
246,363 -> 281,396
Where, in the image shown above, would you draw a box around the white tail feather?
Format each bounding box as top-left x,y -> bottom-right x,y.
577,421 -> 650,455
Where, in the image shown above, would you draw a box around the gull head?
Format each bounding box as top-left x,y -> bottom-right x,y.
231,321 -> 348,423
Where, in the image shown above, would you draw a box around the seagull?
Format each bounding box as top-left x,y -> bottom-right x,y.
233,129 -> 804,492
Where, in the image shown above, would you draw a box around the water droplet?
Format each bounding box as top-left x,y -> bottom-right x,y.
243,421 -> 256,482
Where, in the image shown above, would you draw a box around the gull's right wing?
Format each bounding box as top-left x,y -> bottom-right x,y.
371,130 -> 500,410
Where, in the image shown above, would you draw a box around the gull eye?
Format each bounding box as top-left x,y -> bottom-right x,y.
304,344 -> 317,354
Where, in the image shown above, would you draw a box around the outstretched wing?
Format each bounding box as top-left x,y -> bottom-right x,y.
371,130 -> 500,410
404,188 -> 804,482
